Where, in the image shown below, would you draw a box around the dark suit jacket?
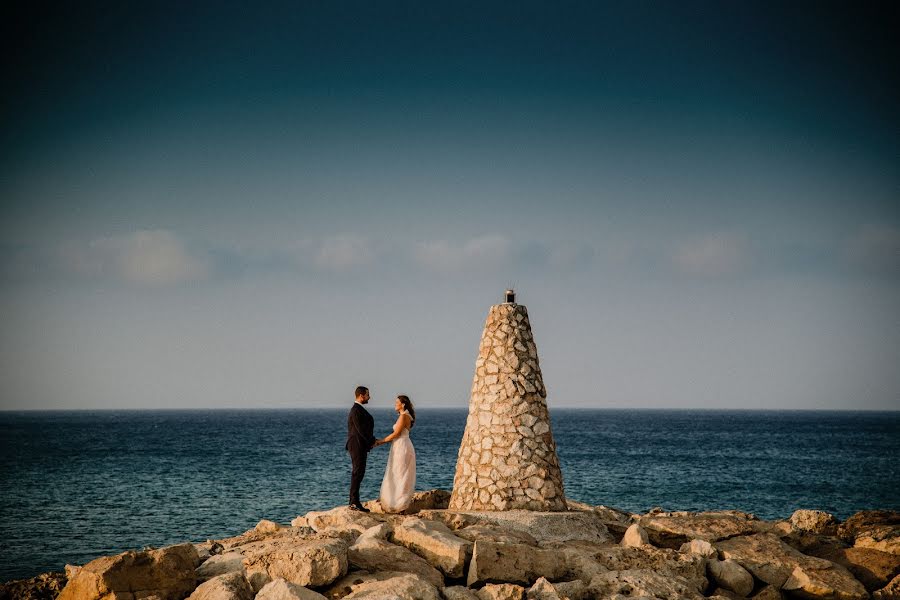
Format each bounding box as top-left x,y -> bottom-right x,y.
346,402 -> 376,453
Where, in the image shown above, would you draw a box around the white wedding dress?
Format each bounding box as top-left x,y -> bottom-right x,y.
380,410 -> 416,512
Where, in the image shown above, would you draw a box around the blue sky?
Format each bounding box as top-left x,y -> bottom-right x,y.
1,1 -> 897,410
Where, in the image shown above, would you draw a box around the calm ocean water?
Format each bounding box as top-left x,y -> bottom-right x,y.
1,409 -> 899,581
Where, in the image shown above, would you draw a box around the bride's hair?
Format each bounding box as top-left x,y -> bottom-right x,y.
397,395 -> 415,428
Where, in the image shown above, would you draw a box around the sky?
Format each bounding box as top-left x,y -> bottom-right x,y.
1,1 -> 898,410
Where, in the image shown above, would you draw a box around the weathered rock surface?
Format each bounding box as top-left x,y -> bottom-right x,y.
639,511 -> 759,548
241,538 -> 348,591
798,543 -> 900,592
719,533 -> 867,599
791,510 -> 839,536
347,536 -> 443,588
389,517 -> 471,578
338,572 -> 440,600
838,511 -> 900,556
0,572 -> 67,600
874,573 -> 900,599
419,510 -> 612,545
303,508 -> 382,538
365,489 -> 451,515
454,524 -> 538,546
680,539 -> 718,558
254,579 -> 327,600
526,577 -> 588,600
57,543 -> 200,600
196,553 -> 245,581
586,569 -> 705,599
563,545 -> 708,593
186,572 -> 252,600
443,586 -> 480,600
467,541 -> 567,587
476,583 -> 525,600
708,559 -> 754,597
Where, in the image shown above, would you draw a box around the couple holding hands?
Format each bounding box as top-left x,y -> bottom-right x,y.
345,386 -> 416,513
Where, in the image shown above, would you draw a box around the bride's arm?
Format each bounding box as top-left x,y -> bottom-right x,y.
378,414 -> 411,444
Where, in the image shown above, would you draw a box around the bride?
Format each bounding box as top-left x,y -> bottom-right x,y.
375,395 -> 416,513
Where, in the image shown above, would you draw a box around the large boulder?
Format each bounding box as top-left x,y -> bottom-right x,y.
419,511 -> 612,545
303,508 -> 382,538
638,511 -> 759,548
241,538 -> 348,591
708,559 -> 754,597
196,553 -> 244,581
586,569 -> 705,599
839,511 -> 900,556
57,543 -> 200,600
254,578 -> 328,600
467,541 -> 567,587
390,517 -> 472,578
799,543 -> 900,592
339,573 -> 440,600
347,537 -> 443,588
791,510 -> 839,536
679,539 -> 718,558
718,533 -> 867,599
620,524 -> 649,548
476,583 -> 525,600
454,525 -> 538,546
186,573 -> 252,600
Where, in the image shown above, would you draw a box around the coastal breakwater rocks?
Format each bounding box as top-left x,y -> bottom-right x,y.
7,498 -> 900,600
449,301 -> 567,512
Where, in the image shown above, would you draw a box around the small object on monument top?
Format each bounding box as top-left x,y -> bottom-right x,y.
505,289 -> 516,303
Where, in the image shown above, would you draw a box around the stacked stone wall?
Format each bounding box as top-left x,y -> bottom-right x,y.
449,302 -> 567,511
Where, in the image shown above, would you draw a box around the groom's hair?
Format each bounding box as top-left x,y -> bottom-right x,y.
355,386 -> 368,398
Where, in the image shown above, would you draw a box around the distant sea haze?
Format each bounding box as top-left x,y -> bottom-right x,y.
1,408 -> 898,581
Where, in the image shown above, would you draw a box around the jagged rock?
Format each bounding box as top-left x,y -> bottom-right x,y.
874,573 -> 900,599
443,586 -> 480,600
353,524 -> 391,546
719,534 -> 867,599
639,511 -> 758,548
255,521 -> 284,535
255,578 -> 328,600
526,578 -> 587,600
467,541 -> 567,587
390,517 -> 471,578
561,544 -> 707,593
708,559 -> 754,597
241,538 -> 348,591
526,578 -> 563,600
338,572 -> 440,600
291,516 -> 309,528
197,553 -> 245,580
679,539 -> 718,558
620,523 -> 649,547
187,572 -> 253,600
57,543 -> 200,600
586,569 -> 705,599
476,583 -> 525,600
65,566 -> 81,580
0,572 -> 67,600
347,536 -> 443,588
791,510 -> 839,536
839,511 -> 900,555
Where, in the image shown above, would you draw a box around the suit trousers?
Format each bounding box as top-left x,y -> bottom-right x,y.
348,443 -> 367,505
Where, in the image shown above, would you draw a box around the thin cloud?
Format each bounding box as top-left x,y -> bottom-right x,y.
844,225 -> 900,275
60,230 -> 211,286
313,235 -> 374,271
672,232 -> 749,278
415,234 -> 512,271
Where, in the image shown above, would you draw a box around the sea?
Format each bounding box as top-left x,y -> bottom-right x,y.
1,409 -> 899,582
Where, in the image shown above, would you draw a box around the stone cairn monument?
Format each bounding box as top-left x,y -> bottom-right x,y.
449,290 -> 567,511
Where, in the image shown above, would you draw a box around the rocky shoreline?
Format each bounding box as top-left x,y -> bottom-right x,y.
3,490 -> 899,600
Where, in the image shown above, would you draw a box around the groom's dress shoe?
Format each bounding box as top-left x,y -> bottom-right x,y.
349,503 -> 370,513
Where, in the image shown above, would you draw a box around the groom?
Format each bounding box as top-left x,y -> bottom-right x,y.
346,385 -> 378,512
